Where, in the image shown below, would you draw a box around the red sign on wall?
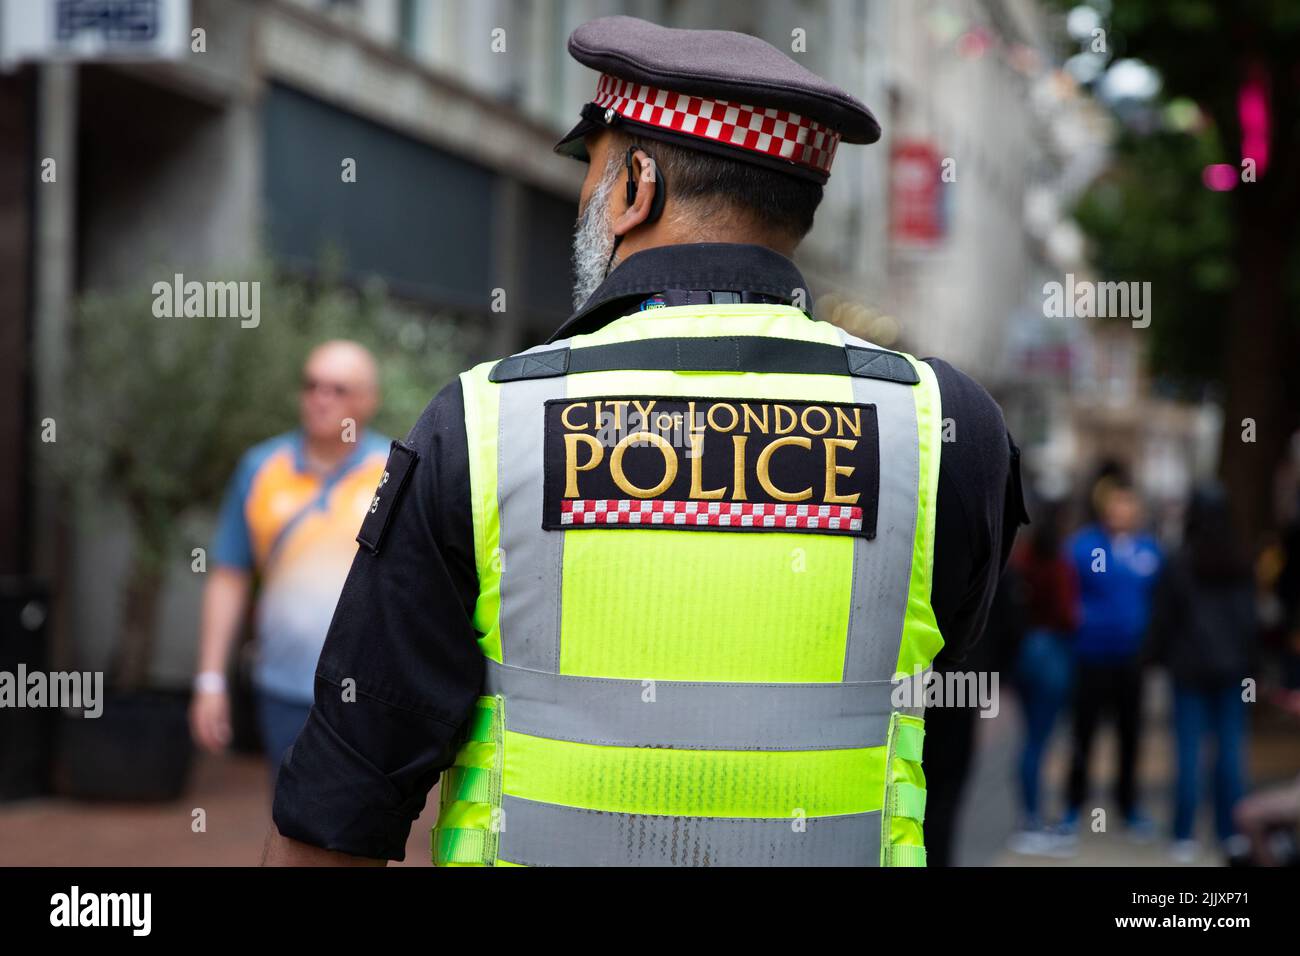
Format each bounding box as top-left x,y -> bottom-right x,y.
890,140 -> 945,246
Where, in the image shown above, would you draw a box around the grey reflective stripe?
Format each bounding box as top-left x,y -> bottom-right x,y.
836,328 -> 921,683
497,795 -> 882,866
892,669 -> 930,719
485,659 -> 893,751
496,340 -> 571,671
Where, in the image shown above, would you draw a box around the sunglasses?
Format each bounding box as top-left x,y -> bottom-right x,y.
300,377 -> 353,399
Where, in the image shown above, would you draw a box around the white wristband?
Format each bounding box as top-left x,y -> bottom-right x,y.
193,671 -> 227,694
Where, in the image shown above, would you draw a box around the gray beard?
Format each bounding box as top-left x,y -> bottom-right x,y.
570,162 -> 620,311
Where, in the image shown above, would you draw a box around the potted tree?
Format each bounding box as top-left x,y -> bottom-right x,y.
52,264 -> 472,800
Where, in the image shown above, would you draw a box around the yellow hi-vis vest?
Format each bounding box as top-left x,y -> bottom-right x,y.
433,304 -> 943,866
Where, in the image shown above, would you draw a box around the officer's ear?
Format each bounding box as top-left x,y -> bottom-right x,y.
612,148 -> 661,237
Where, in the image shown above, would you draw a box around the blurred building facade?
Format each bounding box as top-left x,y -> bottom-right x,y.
1,0 -> 1214,683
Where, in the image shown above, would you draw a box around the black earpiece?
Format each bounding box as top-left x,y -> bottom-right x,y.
624,145 -> 667,224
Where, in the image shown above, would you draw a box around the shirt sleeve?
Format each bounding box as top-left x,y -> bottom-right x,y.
271,379 -> 484,861
924,357 -> 1028,667
211,451 -> 256,570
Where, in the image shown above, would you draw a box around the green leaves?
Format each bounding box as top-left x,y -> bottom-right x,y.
62,264 -> 478,558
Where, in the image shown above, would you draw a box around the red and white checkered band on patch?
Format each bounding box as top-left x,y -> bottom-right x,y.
560,499 -> 863,531
591,73 -> 841,176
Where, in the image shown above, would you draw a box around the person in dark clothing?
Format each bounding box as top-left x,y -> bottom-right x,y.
1148,484 -> 1254,860
1007,500 -> 1078,854
1272,520 -> 1300,692
1062,471 -> 1163,843
924,567 -> 1023,866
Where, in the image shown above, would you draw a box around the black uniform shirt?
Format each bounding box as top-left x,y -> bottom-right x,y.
272,243 -> 1027,860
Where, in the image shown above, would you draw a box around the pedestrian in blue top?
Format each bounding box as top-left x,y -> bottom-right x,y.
1060,470 -> 1163,845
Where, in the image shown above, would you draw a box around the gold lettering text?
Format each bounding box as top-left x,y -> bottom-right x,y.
824,438 -> 860,504
689,432 -> 726,499
802,405 -> 831,436
631,400 -> 657,429
607,400 -> 630,431
773,405 -> 797,435
741,403 -> 769,435
706,402 -> 739,433
834,406 -> 862,438
564,433 -> 604,497
610,431 -> 677,498
732,435 -> 748,500
756,436 -> 812,501
561,402 -> 590,431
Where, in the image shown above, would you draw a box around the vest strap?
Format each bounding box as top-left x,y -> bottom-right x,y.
886,844 -> 927,867
891,782 -> 927,822
432,827 -> 488,865
489,336 -> 920,385
895,722 -> 925,762
443,766 -> 493,804
466,704 -> 495,743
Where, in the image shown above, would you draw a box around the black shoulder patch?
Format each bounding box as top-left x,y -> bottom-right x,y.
357,440 -> 419,554
542,395 -> 880,539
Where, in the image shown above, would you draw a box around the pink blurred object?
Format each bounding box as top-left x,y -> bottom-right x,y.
1238,62 -> 1271,176
1202,163 -> 1238,191
956,27 -> 991,60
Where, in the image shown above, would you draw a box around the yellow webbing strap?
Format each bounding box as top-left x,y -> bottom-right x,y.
432,697 -> 503,866
443,765 -> 493,804
888,844 -> 927,867
467,705 -> 494,743
895,722 -> 925,763
433,828 -> 487,864
892,782 -> 927,822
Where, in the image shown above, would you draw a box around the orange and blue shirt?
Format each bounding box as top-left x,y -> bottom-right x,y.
213,430 -> 390,703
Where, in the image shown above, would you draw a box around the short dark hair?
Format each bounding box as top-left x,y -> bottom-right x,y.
611,132 -> 824,240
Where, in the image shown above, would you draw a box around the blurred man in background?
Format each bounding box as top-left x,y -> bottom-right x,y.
189,341 -> 390,783
1061,471 -> 1163,844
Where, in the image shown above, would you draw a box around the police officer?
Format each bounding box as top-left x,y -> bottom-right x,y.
265,15 -> 1025,867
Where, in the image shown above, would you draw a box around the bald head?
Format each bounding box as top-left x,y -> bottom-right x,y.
299,339 -> 380,443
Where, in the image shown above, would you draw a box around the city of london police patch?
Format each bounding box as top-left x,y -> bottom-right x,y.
542,396 -> 880,538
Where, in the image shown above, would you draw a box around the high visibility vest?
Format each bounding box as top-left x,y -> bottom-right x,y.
433,304 -> 943,866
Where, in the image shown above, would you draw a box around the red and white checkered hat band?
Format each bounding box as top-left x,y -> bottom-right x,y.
561,498 -> 863,531
592,73 -> 841,176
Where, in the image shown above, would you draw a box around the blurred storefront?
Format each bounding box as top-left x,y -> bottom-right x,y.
1,0 -> 586,683
0,0 -> 1219,692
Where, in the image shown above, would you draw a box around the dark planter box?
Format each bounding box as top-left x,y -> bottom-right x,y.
0,577 -> 54,801
55,688 -> 194,802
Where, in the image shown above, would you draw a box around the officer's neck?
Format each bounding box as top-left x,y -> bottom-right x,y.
614,215 -> 798,265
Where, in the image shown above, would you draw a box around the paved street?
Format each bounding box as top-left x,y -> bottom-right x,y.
0,752 -> 440,867
1,675 -> 1294,867
959,675 -> 1299,867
